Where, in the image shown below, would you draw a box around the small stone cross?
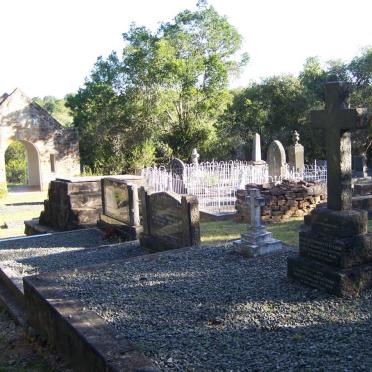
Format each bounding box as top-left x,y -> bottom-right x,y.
246,187 -> 265,228
310,81 -> 371,211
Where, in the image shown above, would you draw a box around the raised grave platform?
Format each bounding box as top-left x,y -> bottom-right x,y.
0,228 -> 147,324
24,245 -> 372,371
30,175 -> 144,234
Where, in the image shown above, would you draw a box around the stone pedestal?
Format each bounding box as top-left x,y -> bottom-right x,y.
234,226 -> 282,257
233,187 -> 282,257
288,143 -> 304,173
288,207 -> 372,296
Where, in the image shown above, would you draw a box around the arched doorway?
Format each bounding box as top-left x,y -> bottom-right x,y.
4,140 -> 41,190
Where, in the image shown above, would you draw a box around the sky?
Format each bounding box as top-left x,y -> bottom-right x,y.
0,0 -> 371,98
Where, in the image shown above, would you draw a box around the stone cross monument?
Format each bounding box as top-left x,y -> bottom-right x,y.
233,187 -> 282,257
310,81 -> 369,210
288,130 -> 304,173
288,81 -> 372,296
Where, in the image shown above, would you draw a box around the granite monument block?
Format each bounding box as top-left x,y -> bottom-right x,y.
288,81 -> 372,296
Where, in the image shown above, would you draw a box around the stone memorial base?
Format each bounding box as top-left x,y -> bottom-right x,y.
233,226 -> 282,257
97,214 -> 143,241
288,207 -> 372,296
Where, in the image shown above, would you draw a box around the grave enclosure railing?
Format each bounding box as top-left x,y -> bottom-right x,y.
141,160 -> 327,213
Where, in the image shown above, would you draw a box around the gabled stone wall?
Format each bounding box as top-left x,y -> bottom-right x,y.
0,88 -> 80,190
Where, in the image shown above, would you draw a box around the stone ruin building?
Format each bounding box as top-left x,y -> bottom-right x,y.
0,88 -> 80,190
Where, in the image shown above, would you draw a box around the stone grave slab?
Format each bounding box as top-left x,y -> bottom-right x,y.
23,245 -> 372,371
288,81 -> 372,296
0,228 -> 147,309
99,178 -> 142,240
139,188 -> 200,251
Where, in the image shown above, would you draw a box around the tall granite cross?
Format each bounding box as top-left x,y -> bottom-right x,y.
311,81 -> 370,211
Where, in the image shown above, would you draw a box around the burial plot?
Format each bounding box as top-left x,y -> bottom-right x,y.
26,175 -> 143,235
99,178 -> 142,240
139,188 -> 200,251
288,81 -> 372,296
23,244 -> 372,371
0,228 -> 147,323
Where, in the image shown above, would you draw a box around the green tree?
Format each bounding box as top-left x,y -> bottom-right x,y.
5,142 -> 27,184
33,96 -> 73,126
67,1 -> 247,172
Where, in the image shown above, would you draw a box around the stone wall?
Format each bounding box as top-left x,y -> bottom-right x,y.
235,180 -> 326,223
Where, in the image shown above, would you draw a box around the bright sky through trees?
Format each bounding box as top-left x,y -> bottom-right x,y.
0,0 -> 370,97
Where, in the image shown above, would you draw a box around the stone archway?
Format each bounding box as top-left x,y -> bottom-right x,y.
2,139 -> 42,190
0,88 -> 81,191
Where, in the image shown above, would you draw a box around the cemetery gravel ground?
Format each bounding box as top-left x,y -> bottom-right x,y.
55,245 -> 372,371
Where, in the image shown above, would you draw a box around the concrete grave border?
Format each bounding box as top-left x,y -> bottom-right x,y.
22,246 -> 199,371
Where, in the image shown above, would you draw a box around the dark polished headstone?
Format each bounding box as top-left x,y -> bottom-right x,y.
288,82 -> 372,296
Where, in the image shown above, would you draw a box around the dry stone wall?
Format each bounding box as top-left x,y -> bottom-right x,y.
235,180 -> 326,223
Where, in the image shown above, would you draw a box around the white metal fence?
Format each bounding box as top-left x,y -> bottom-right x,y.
141,160 -> 327,213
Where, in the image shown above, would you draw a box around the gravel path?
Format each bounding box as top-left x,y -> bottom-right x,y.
54,245 -> 372,371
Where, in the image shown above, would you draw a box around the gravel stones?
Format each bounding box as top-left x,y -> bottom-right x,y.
0,229 -> 147,283
52,245 -> 372,371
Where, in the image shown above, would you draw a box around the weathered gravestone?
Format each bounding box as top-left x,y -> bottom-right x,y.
169,157 -> 187,193
288,81 -> 372,296
251,133 -> 266,165
233,187 -> 282,257
99,178 -> 142,240
288,130 -> 304,173
267,140 -> 286,180
139,188 -> 200,251
169,157 -> 186,178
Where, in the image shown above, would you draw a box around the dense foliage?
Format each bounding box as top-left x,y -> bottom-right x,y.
224,48 -> 372,161
5,142 -> 27,185
33,96 -> 73,126
66,1 -> 372,172
67,0 -> 248,173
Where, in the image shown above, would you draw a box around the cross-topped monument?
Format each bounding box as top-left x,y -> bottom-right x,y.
247,188 -> 265,229
311,81 -> 370,210
233,187 -> 282,257
288,81 -> 372,296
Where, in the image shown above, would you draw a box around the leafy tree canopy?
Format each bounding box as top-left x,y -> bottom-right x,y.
67,0 -> 248,173
33,96 -> 73,127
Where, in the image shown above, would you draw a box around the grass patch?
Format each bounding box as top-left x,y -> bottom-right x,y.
201,218 -> 303,246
